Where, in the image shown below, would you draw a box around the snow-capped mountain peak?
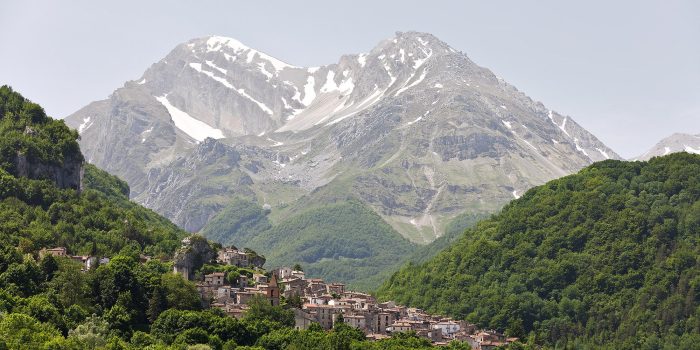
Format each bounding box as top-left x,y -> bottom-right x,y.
66,31 -> 620,241
201,35 -> 298,71
635,133 -> 700,160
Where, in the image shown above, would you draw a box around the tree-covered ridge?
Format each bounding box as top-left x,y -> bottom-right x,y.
0,85 -> 82,174
378,153 -> 700,349
201,197 -> 272,246
211,200 -> 418,291
0,161 -> 185,258
202,198 -> 487,291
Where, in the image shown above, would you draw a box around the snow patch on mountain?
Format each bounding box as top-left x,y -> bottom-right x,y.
257,62 -> 273,79
685,145 -> 700,154
155,95 -> 224,142
574,140 -> 589,158
206,36 -> 296,71
548,110 -> 572,139
412,48 -> 432,69
189,63 -> 272,115
302,76 -> 317,105
78,116 -> 93,134
320,71 -> 339,93
395,68 -> 428,96
141,127 -> 154,143
189,63 -> 234,88
357,53 -> 367,67
205,60 -> 227,74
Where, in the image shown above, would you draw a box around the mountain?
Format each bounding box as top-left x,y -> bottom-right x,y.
635,133 -> 700,160
65,32 -> 619,286
377,153 -> 700,348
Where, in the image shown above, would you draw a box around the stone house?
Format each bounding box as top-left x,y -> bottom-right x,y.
327,283 -> 345,295
217,248 -> 249,267
433,320 -> 461,336
281,277 -> 305,298
304,304 -> 338,330
310,294 -> 333,305
387,321 -> 412,333
39,247 -> 67,258
258,274 -> 280,306
294,309 -> 316,330
343,314 -> 367,330
196,283 -> 217,305
204,272 -> 225,286
235,290 -> 258,305
306,279 -> 327,295
275,267 -> 293,279
70,255 -> 97,271
216,286 -> 234,303
370,312 -> 397,334
238,275 -> 249,288
253,273 -> 268,284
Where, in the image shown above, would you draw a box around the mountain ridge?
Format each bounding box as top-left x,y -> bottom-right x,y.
634,132 -> 700,160
65,31 -> 621,285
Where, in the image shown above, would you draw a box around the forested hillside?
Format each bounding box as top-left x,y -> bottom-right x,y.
0,86 -> 185,257
204,199 -> 417,291
378,153 -> 700,349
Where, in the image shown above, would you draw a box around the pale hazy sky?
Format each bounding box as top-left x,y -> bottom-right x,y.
1,0 -> 698,158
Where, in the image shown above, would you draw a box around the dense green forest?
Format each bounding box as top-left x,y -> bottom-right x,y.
0,86 -> 471,349
378,153 -> 700,349
202,197 -> 487,292
0,86 -> 82,175
201,198 -> 272,246
405,212 -> 487,265
204,199 -> 417,291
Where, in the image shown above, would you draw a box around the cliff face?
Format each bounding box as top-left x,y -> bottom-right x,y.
173,235 -> 216,280
15,151 -> 83,191
0,85 -> 84,192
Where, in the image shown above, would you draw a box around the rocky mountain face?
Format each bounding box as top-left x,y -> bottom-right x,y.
65,32 -> 620,246
634,133 -> 700,160
14,151 -> 83,191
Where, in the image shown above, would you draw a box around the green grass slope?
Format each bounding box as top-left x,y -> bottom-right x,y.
378,153 -> 700,349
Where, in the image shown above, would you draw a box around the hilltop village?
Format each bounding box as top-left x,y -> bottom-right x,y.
167,236 -> 518,349
39,235 -> 519,348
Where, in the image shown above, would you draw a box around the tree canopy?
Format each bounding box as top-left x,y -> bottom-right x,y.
378,153 -> 700,349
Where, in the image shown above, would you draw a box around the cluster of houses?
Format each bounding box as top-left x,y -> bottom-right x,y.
187,251 -> 519,348
40,244 -> 517,348
39,247 -> 115,271
181,247 -> 281,319
273,266 -> 519,348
